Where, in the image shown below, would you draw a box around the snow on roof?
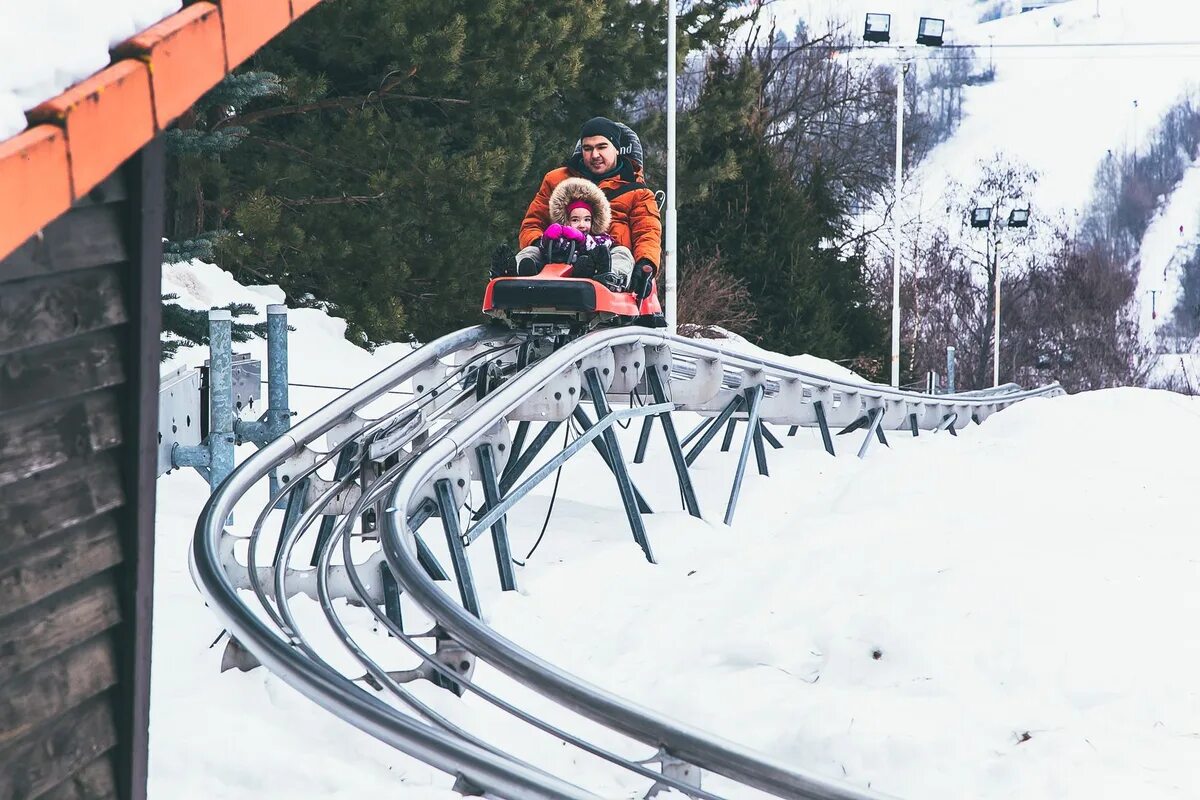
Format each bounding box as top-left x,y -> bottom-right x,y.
0,1 -> 182,140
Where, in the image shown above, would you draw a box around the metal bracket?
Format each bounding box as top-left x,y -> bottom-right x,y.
640,748 -> 703,798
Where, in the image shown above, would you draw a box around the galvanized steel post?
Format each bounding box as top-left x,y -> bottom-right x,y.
208,309 -> 236,493
946,346 -> 956,394
266,304 -> 291,437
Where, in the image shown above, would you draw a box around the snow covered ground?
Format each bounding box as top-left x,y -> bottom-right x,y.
151,262 -> 1200,799
0,0 -> 181,140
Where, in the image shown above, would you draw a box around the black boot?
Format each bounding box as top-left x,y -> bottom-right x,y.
489,243 -> 516,279
517,257 -> 539,276
594,271 -> 626,292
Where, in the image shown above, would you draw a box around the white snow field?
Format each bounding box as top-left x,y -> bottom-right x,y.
151,262 -> 1200,799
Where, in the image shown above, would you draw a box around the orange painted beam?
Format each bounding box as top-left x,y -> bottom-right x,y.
0,126 -> 72,259
114,2 -> 228,129
218,0 -> 293,69
28,60 -> 155,198
290,0 -> 323,19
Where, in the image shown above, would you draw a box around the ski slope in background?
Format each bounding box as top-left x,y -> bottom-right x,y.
773,0 -> 1200,339
152,261 -> 1200,799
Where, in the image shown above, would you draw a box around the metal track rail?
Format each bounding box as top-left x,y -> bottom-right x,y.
192,324 -> 1063,798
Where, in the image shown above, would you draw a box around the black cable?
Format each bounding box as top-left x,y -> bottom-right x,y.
512,422 -> 573,566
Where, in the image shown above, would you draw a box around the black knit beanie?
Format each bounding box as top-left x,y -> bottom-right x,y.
579,116 -> 623,149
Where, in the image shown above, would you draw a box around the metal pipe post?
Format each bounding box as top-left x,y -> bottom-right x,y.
993,229 -> 1002,387
266,304 -> 291,436
890,55 -> 908,388
208,309 -> 236,493
946,346 -> 956,394
665,0 -> 678,333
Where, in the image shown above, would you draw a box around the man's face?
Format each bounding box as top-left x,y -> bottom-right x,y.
581,135 -> 617,175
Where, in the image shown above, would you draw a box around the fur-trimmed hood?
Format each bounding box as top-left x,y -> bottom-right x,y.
548,177 -> 611,235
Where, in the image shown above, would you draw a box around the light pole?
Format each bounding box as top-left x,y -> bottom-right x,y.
972,205 -> 1029,387
864,13 -> 944,388
664,0 -> 678,334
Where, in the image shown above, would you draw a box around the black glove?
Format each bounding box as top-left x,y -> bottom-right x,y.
543,237 -> 577,265
630,259 -> 656,301
489,243 -> 515,279
594,271 -> 626,292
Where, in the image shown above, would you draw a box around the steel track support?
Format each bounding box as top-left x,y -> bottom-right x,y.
273,476 -> 309,563
909,412 -> 920,437
761,424 -> 784,450
837,415 -> 869,436
814,399 -> 836,456
380,561 -> 403,631
499,420 -> 562,496
434,479 -> 481,618
685,394 -> 743,466
787,424 -> 799,437
724,385 -> 765,525
752,417 -> 769,477
645,366 -> 701,518
408,497 -> 451,581
572,405 -> 652,514
309,442 -> 360,566
584,368 -> 655,563
508,420 -> 531,469
476,443 -> 517,591
680,415 -> 717,449
720,417 -> 739,452
857,408 -> 885,459
633,415 -> 655,464
936,412 -> 959,436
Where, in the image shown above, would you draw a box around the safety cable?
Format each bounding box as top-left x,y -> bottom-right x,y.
512,422 -> 574,566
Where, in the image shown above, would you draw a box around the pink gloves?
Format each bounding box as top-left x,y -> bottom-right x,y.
543,223 -> 585,242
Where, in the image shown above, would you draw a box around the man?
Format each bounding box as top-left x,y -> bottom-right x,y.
515,117 -> 661,298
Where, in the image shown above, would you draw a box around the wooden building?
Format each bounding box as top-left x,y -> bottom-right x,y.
0,3 -> 322,797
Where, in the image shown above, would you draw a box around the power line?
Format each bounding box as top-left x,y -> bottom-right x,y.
258,379 -> 415,396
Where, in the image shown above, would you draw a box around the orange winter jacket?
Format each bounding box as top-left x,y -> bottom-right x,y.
520,159 -> 662,270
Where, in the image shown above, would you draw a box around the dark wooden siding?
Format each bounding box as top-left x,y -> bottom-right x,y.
0,141 -> 161,800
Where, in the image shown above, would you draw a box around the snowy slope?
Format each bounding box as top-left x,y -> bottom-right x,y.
772,0 -> 1200,343
153,263 -> 1200,799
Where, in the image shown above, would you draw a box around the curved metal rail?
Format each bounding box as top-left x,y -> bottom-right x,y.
192,324 -> 1063,798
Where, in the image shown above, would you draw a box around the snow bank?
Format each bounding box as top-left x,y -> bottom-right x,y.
0,0 -> 182,139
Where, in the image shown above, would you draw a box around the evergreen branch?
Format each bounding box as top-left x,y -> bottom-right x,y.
242,135 -> 373,177
216,92 -> 468,129
279,192 -> 385,207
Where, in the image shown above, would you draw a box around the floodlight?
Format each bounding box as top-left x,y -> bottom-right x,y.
864,13 -> 891,43
916,17 -> 945,46
970,207 -> 992,228
1008,208 -> 1030,228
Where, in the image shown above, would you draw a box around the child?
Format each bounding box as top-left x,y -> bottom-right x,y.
513,177 -> 635,291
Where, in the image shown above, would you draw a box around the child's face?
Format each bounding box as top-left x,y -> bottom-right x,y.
568,208 -> 592,234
